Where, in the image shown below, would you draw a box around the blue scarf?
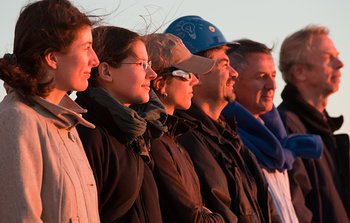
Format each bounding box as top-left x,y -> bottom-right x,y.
222,102 -> 323,172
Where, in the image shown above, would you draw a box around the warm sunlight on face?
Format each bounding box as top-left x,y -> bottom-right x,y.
162,71 -> 199,114
235,53 -> 276,117
303,34 -> 344,96
107,40 -> 157,106
198,48 -> 238,104
53,26 -> 99,93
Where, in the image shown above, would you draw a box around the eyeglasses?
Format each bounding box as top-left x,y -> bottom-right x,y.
121,61 -> 152,70
170,70 -> 196,81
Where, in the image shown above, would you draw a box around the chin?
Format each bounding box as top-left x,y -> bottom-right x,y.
225,95 -> 236,103
139,96 -> 150,104
74,82 -> 89,92
181,103 -> 191,110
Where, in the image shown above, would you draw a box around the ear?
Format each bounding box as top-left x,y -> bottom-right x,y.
153,76 -> 166,93
291,64 -> 307,82
44,52 -> 58,69
98,62 -> 113,82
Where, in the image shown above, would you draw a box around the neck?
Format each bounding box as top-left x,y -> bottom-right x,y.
45,89 -> 66,104
297,85 -> 328,112
165,106 -> 174,115
193,97 -> 227,121
304,96 -> 327,113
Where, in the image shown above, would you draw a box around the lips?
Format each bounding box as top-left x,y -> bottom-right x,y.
141,83 -> 150,91
226,78 -> 236,88
83,72 -> 90,79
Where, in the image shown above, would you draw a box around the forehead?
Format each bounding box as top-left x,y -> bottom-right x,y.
311,34 -> 338,53
70,26 -> 92,45
209,48 -> 229,61
130,40 -> 148,59
244,53 -> 275,71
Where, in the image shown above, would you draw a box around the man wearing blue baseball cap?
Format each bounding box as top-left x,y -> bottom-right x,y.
166,16 -> 281,223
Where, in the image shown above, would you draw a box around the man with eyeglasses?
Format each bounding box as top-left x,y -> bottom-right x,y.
165,16 -> 281,223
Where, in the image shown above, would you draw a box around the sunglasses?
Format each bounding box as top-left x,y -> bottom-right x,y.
169,70 -> 197,81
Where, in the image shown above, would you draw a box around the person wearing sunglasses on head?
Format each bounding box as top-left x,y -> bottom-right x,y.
144,33 -> 225,223
75,26 -> 166,223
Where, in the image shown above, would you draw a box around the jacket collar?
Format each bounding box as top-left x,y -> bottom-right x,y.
281,84 -> 344,135
175,102 -> 242,149
33,94 -> 94,130
165,115 -> 196,139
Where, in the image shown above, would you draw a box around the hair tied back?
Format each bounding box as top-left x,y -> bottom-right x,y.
3,53 -> 17,65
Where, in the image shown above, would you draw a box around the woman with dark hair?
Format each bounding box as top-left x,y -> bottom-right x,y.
0,0 -> 100,222
75,26 -> 165,223
144,33 -> 224,223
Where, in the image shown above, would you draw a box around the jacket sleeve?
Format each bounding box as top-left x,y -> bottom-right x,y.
177,131 -> 238,223
0,109 -> 44,222
151,138 -> 224,223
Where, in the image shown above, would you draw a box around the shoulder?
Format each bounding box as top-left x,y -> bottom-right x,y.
278,103 -> 306,134
0,94 -> 43,134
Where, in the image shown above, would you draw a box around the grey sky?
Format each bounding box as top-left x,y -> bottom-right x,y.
1,0 -> 349,133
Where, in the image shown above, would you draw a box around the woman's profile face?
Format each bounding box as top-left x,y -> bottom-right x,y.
52,26 -> 99,93
107,40 -> 157,106
162,71 -> 199,113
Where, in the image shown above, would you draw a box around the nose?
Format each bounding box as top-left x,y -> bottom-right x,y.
229,65 -> 239,79
265,75 -> 276,90
333,57 -> 344,69
146,67 -> 157,80
89,48 -> 100,68
190,74 -> 200,86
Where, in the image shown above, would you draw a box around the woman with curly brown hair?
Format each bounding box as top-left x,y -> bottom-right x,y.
0,0 -> 100,222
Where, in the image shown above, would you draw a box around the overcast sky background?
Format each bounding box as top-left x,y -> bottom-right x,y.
1,0 -> 349,134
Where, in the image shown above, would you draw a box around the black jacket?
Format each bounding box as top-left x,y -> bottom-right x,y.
278,84 -> 350,223
151,115 -> 224,223
175,103 -> 281,223
75,90 -> 162,223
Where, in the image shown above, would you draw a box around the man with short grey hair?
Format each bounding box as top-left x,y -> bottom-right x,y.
278,25 -> 350,223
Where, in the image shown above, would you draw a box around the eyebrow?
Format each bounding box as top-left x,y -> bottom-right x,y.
320,50 -> 340,56
216,58 -> 230,64
80,41 -> 92,47
133,56 -> 149,61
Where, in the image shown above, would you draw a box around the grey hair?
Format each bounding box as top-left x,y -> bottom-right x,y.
279,25 -> 329,83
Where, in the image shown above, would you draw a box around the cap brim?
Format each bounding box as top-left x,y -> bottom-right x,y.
175,54 -> 216,75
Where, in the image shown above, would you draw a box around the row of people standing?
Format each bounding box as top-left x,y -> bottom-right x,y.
0,0 -> 349,222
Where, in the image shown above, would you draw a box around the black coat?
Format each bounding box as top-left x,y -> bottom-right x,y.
151,115 -> 224,223
75,90 -> 162,223
278,84 -> 350,223
175,103 -> 281,223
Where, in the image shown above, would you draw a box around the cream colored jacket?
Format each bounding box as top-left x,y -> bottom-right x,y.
0,91 -> 100,223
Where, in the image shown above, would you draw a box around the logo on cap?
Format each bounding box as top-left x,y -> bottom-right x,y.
208,26 -> 216,33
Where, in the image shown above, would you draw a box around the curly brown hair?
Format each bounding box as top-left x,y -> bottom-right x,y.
0,0 -> 96,98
